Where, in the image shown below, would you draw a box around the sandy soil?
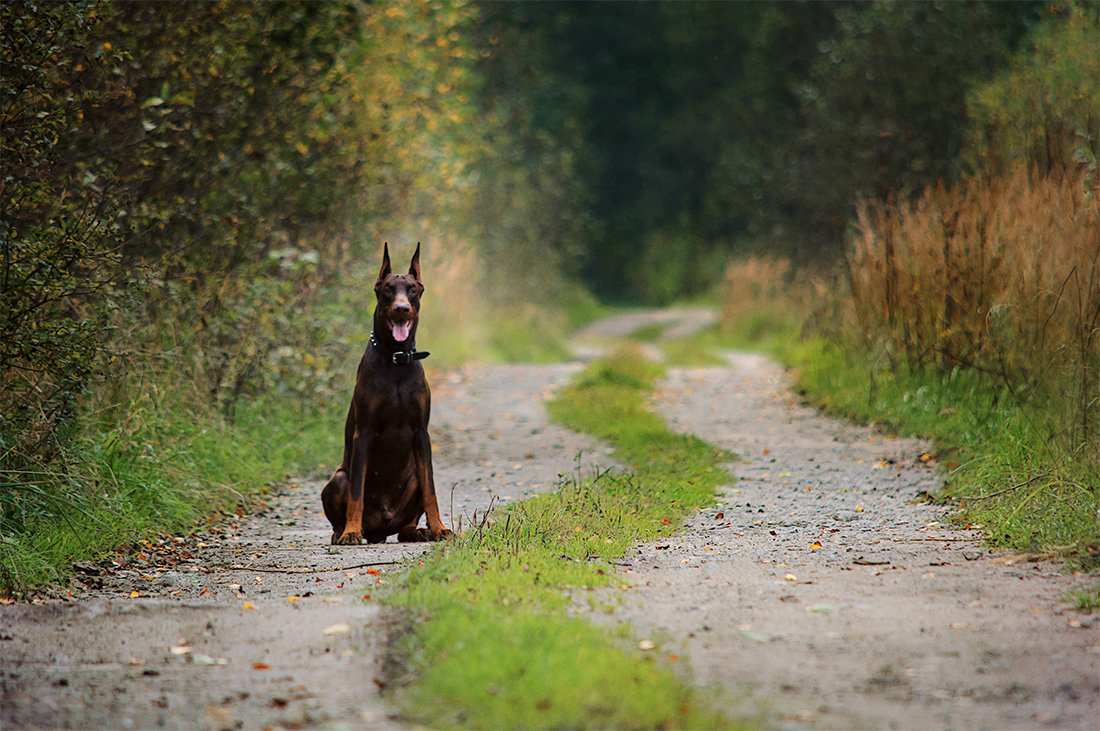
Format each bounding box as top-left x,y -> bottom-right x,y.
580,350 -> 1100,730
2,310 -> 1096,730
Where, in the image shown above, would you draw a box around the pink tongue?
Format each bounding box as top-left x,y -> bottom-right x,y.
391,321 -> 411,343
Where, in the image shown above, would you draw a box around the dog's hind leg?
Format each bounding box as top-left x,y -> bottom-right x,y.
321,469 -> 350,544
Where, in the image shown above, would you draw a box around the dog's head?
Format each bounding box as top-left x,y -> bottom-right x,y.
374,242 -> 424,347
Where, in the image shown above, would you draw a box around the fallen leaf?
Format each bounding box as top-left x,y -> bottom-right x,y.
287,596 -> 300,603
323,623 -> 351,636
252,662 -> 270,670
242,602 -> 256,610
199,588 -> 210,597
638,639 -> 656,651
365,568 -> 381,576
715,512 -> 724,520
170,645 -> 192,656
190,653 -> 216,666
809,542 -> 822,550
784,573 -> 798,581
129,591 -> 140,598
806,603 -> 835,614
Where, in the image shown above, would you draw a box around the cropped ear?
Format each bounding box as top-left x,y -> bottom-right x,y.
375,242 -> 392,291
408,242 -> 422,282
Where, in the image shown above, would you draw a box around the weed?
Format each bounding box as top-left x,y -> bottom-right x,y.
1069,583 -> 1100,612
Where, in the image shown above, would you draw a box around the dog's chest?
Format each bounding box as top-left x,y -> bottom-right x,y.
365,373 -> 428,431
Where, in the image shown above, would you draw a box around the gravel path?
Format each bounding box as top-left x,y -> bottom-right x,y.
584,350 -> 1099,730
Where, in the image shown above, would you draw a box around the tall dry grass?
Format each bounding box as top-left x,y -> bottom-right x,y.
719,255 -> 842,347
847,166 -> 1100,448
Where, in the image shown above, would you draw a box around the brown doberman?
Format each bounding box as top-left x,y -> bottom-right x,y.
320,243 -> 452,545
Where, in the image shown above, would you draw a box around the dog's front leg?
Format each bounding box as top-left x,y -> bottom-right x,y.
336,429 -> 369,545
414,430 -> 452,541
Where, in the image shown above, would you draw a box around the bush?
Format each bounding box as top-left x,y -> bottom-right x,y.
967,3 -> 1100,176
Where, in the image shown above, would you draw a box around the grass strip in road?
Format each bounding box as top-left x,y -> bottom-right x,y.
384,344 -> 741,729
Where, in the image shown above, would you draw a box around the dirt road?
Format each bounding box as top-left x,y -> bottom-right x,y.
2,310 -> 1097,730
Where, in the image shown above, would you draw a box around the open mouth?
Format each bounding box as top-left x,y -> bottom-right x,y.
389,319 -> 412,343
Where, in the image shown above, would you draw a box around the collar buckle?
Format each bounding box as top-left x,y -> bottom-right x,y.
371,332 -> 429,365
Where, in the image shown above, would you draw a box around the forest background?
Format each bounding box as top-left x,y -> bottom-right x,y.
1,0 -> 1097,593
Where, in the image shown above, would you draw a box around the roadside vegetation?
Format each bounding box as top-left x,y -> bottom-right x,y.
383,345 -> 738,728
0,1 -> 581,594
715,7 -> 1099,578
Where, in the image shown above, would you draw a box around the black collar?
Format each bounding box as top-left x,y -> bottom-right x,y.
370,331 -> 430,365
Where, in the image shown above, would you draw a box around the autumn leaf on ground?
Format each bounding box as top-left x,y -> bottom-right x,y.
252,662 -> 271,670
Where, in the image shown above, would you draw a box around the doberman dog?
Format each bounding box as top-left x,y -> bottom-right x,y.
320,243 -> 452,545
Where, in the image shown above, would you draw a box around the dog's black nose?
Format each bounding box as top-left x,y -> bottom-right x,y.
393,301 -> 411,314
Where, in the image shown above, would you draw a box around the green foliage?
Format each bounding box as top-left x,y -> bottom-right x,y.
385,347 -> 739,729
0,0 -> 506,593
967,2 -> 1100,175
471,1 -> 1039,301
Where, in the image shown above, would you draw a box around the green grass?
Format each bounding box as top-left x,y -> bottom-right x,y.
1070,584 -> 1100,611
0,368 -> 344,594
383,344 -> 743,729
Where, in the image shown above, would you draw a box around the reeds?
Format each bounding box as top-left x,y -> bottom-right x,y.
847,165 -> 1099,450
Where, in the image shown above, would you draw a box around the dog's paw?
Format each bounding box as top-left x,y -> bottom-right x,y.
428,528 -> 454,542
334,530 -> 363,545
